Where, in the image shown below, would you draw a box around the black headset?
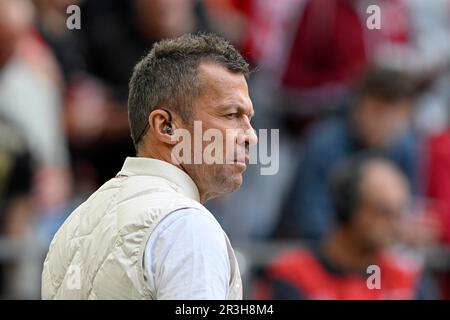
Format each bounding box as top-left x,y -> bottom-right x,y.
134,108 -> 174,145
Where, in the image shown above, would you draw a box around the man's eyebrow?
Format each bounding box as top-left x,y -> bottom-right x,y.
242,106 -> 255,119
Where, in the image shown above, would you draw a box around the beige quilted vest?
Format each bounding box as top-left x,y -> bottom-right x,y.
41,157 -> 242,299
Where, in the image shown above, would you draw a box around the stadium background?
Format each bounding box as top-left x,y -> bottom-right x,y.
1,0 -> 450,299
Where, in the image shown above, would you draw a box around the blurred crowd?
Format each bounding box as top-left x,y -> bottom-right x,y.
1,0 -> 450,299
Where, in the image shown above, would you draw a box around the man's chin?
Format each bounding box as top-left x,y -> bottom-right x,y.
229,172 -> 243,191
220,171 -> 243,194
206,175 -> 242,202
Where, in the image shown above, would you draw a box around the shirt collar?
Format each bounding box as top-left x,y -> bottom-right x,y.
117,157 -> 200,202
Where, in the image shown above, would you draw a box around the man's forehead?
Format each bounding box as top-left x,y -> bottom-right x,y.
198,62 -> 248,90
361,161 -> 408,197
197,62 -> 252,107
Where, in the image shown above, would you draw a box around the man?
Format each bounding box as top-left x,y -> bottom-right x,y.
277,68 -> 418,241
265,154 -> 429,299
41,33 -> 257,299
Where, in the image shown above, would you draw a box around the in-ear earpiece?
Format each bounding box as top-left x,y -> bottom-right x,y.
163,123 -> 173,135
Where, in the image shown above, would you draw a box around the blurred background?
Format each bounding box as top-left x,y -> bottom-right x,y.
1,0 -> 450,299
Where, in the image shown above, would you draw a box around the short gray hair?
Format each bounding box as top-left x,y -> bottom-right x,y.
128,33 -> 250,149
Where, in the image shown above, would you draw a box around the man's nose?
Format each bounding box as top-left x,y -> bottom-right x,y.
242,116 -> 258,145
246,127 -> 258,146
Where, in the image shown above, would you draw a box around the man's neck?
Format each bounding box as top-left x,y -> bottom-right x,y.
324,227 -> 378,272
138,148 -> 209,204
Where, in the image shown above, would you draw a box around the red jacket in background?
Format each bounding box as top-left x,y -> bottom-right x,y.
261,248 -> 422,300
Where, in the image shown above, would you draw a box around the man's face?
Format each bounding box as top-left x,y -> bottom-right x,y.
351,161 -> 409,251
180,62 -> 257,203
353,97 -> 411,148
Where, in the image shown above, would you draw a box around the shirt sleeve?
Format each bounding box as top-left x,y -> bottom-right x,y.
143,207 -> 231,300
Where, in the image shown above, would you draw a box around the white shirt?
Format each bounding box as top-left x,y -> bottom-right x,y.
143,207 -> 231,299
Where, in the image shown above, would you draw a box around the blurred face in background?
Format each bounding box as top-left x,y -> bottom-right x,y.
352,97 -> 412,149
0,0 -> 33,68
132,0 -> 196,39
350,161 -> 409,252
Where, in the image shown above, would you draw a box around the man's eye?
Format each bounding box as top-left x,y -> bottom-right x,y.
225,113 -> 238,119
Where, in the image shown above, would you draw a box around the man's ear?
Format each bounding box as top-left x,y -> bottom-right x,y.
148,109 -> 178,145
